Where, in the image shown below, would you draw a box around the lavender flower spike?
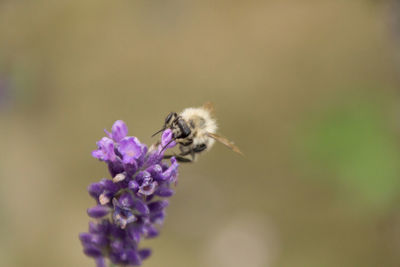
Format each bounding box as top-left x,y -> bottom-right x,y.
80,120 -> 178,267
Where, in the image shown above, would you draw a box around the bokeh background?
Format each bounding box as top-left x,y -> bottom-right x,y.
1,0 -> 400,266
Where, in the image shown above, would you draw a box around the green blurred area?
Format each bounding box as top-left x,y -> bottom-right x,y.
295,100 -> 400,208
1,0 -> 400,267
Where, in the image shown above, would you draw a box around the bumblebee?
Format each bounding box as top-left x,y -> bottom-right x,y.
153,102 -> 242,162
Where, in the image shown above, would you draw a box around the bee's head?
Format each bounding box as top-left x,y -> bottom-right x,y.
152,112 -> 191,140
164,112 -> 176,127
152,112 -> 178,137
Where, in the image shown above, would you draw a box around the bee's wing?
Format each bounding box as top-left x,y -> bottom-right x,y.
206,132 -> 243,155
202,102 -> 215,116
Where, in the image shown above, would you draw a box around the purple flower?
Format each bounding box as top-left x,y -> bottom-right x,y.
161,129 -> 176,149
105,120 -> 128,142
87,205 -> 111,218
81,121 -> 180,267
139,180 -> 158,196
113,198 -> 137,229
88,182 -> 104,199
119,137 -> 143,164
162,157 -> 179,182
155,187 -> 174,197
92,137 -> 117,162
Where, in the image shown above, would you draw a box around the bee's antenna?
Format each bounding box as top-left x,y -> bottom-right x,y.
151,127 -> 166,137
159,139 -> 175,154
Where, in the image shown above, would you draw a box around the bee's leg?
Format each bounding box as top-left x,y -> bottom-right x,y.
163,154 -> 174,159
188,144 -> 206,161
175,155 -> 193,163
176,144 -> 206,161
164,143 -> 199,163
179,139 -> 193,148
176,148 -> 194,162
193,144 -> 207,153
163,153 -> 193,163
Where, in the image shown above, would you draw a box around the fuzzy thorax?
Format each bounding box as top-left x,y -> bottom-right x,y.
179,107 -> 217,148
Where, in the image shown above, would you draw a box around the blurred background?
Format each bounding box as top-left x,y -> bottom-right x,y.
1,0 -> 400,266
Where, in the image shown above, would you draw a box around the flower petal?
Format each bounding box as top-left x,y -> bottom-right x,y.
161,157 -> 179,181
83,245 -> 103,258
155,187 -> 174,197
95,257 -> 106,267
92,137 -> 116,162
118,192 -> 134,209
128,180 -> 139,191
118,137 -> 143,164
139,181 -> 158,196
148,200 -> 169,214
132,198 -> 150,215
111,120 -> 128,142
87,205 -> 111,218
161,129 -> 176,148
138,249 -> 152,260
87,182 -> 104,199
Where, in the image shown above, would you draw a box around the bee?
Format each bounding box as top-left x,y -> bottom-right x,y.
152,102 -> 242,162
